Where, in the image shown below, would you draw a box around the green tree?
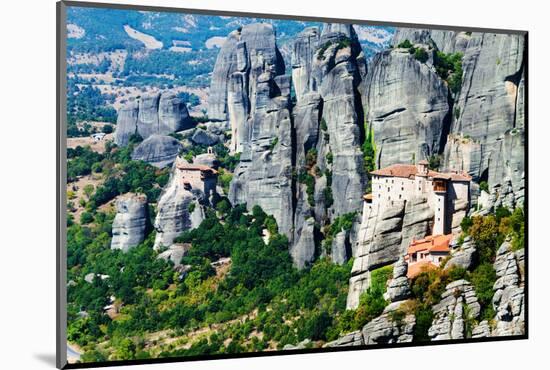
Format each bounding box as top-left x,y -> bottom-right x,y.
83,184 -> 95,199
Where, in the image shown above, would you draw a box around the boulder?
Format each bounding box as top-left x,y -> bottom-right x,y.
324,331 -> 364,347
131,134 -> 183,168
445,237 -> 476,270
157,243 -> 191,267
190,128 -> 221,146
290,217 -> 316,269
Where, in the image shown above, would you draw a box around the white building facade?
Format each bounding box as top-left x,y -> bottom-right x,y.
367,161 -> 471,236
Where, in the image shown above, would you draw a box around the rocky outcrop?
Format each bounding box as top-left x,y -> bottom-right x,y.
131,134 -> 183,168
384,257 -> 411,302
492,239 -> 525,336
111,193 -> 148,252
153,158 -> 214,250
208,23 -> 285,153
363,45 -> 450,168
282,338 -> 312,350
190,128 -> 222,146
291,27 -> 320,103
290,217 -> 316,269
115,92 -> 193,146
487,128 -> 525,207
313,24 -> 366,219
290,24 -> 367,266
157,243 -> 191,267
348,196 -> 435,309
324,330 -> 364,347
362,301 -> 415,344
428,279 -> 481,340
445,236 -> 476,270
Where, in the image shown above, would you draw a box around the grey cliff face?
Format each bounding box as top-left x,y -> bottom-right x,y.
442,32 -> 525,203
115,91 -> 193,146
208,23 -> 285,153
291,27 -> 320,103
111,193 -> 148,252
292,24 -> 367,267
131,134 -> 183,168
209,24 -> 294,246
428,279 -> 481,340
363,47 -> 450,168
492,239 -> 525,336
348,196 -> 436,309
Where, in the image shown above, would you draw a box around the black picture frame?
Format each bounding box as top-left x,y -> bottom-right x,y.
57,1 -> 528,368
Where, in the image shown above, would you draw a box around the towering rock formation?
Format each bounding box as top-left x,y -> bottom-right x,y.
115,92 -> 193,146
111,193 -> 148,252
209,24 -> 295,241
209,23 -> 368,267
291,27 -> 320,102
363,40 -> 450,168
208,23 -> 286,153
291,24 -> 367,267
131,134 -> 183,168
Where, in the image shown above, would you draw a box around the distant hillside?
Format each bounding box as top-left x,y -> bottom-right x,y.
67,7 -> 393,88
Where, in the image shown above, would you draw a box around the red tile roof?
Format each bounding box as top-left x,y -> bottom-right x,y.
370,163 -> 471,181
408,234 -> 452,254
176,163 -> 218,174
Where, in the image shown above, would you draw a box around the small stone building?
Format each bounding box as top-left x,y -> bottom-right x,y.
174,156 -> 218,201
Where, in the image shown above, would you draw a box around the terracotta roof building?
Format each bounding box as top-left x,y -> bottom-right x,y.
405,234 -> 452,278
367,161 -> 471,235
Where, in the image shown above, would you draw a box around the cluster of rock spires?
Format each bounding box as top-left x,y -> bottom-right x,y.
108,21 -> 526,343
115,92 -> 193,147
208,22 -> 368,268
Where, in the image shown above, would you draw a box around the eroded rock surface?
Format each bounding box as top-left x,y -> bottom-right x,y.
115,92 -> 193,146
428,279 -> 480,340
111,193 -> 148,252
131,134 -> 183,168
